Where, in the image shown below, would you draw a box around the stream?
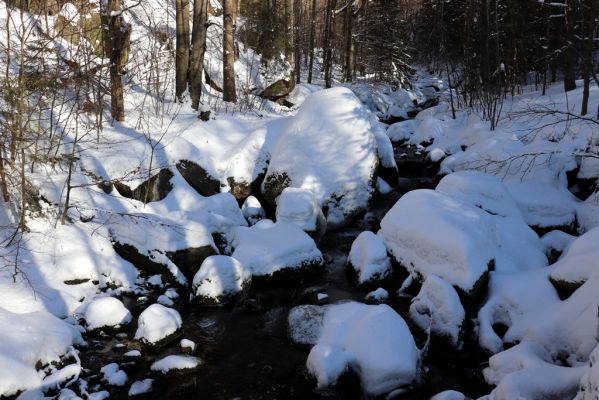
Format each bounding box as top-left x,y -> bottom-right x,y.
75,139 -> 495,400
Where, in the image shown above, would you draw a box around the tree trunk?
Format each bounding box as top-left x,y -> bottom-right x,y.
343,5 -> 354,83
581,0 -> 596,115
307,0 -> 317,83
102,0 -> 128,122
285,0 -> 296,90
563,0 -> 577,92
323,0 -> 336,88
176,0 -> 190,101
294,0 -> 301,84
190,0 -> 209,110
222,0 -> 237,103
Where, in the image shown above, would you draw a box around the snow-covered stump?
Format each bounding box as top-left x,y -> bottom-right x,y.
261,87 -> 379,230
175,159 -> 220,197
109,214 -> 218,285
191,256 -> 251,307
305,302 -> 420,397
134,304 -> 182,348
275,188 -> 327,243
379,189 -> 495,308
231,220 -> 324,286
347,231 -> 393,288
78,297 -> 132,332
408,275 -> 465,349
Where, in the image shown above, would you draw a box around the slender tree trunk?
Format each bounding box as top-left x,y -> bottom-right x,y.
323,0 -> 336,88
581,0 -> 596,115
563,0 -> 577,92
176,0 -> 190,101
190,0 -> 208,110
222,0 -> 237,103
307,0 -> 317,83
102,0 -> 128,122
294,0 -> 301,84
285,0 -> 296,89
343,6 -> 354,83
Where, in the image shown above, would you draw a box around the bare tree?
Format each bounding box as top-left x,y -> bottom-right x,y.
175,0 -> 190,101
222,0 -> 237,102
189,0 -> 209,110
307,0 -> 317,84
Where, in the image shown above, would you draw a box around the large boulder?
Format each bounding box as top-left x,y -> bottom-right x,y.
114,169 -> 174,203
259,79 -> 295,101
134,304 -> 182,346
347,231 -> 392,287
261,87 -> 379,230
176,160 -> 220,197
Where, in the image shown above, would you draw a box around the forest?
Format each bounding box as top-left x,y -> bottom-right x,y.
0,0 -> 598,399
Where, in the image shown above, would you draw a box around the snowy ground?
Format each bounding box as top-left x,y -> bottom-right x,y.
1,0 -> 599,398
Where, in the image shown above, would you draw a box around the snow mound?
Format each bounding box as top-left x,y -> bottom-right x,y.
409,275 -> 465,346
134,304 -> 182,345
576,343 -> 599,400
577,191 -> 599,233
129,379 -> 153,397
348,231 -> 392,286
0,308 -> 82,396
276,188 -> 326,238
241,196 -> 265,226
380,189 -> 494,293
306,302 -> 419,396
387,120 -> 420,142
192,256 -> 251,305
79,297 -> 132,330
366,288 -> 389,302
231,220 -> 323,280
262,87 -> 379,229
101,363 -> 128,386
436,171 -> 522,219
150,355 -> 202,374
550,227 -> 599,289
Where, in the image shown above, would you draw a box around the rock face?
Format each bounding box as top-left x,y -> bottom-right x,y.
262,87 -> 379,230
306,302 -> 420,397
192,256 -> 252,306
259,79 -> 295,101
176,160 -> 220,197
114,169 -> 174,203
231,220 -> 324,285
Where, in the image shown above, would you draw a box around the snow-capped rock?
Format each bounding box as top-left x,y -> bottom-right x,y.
150,355 -> 202,375
275,188 -> 327,242
192,255 -> 251,306
348,231 -> 392,286
241,195 -> 266,226
134,304 -> 182,345
80,297 -> 132,330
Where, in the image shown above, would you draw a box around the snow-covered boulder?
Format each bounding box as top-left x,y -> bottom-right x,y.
575,343 -> 599,400
409,275 -> 465,346
129,379 -> 154,397
348,231 -> 392,287
109,213 -> 218,284
191,256 -> 251,306
175,159 -> 220,197
287,305 -> 326,347
380,189 -> 494,297
577,190 -> 599,233
101,363 -> 128,386
79,297 -> 132,330
387,120 -> 420,143
231,220 -> 323,284
365,288 -> 389,303
306,302 -> 420,396
275,188 -> 327,242
541,230 -> 576,262
150,355 -> 202,375
261,87 -> 379,229
241,196 -> 265,226
134,304 -> 182,346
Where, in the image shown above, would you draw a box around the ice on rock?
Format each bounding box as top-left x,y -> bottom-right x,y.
79,297 -> 132,330
241,195 -> 266,225
380,189 -> 494,293
232,220 -> 323,281
134,304 -> 182,345
262,87 -> 379,229
276,188 -> 327,238
150,355 -> 202,374
100,363 -> 128,386
409,275 -> 465,346
192,255 -> 251,305
306,302 -> 419,396
128,379 -> 153,397
348,231 -> 392,286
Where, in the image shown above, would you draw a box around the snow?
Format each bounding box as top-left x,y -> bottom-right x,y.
192,255 -> 251,303
430,391 -> 466,400
180,339 -> 196,352
376,177 -> 393,194
241,196 -> 265,225
348,231 -> 392,285
380,189 -> 495,292
262,87 -> 379,229
128,379 -> 153,397
576,343 -> 599,400
231,220 -> 323,278
150,355 -> 202,374
306,302 -> 420,396
428,148 -> 446,162
78,297 -> 132,330
541,230 -> 576,258
387,120 -> 420,142
366,288 -> 389,302
0,308 -> 82,396
409,275 -> 465,346
275,188 -> 324,232
100,363 -> 128,386
549,227 -> 599,288
578,191 -> 599,232
134,304 -> 182,345
58,3 -> 80,24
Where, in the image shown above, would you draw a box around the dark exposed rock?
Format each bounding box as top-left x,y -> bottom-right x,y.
549,276 -> 584,301
261,171 -> 291,206
114,169 -> 174,203
176,160 -> 220,197
166,246 -> 218,281
259,79 -> 294,101
112,241 -> 178,284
